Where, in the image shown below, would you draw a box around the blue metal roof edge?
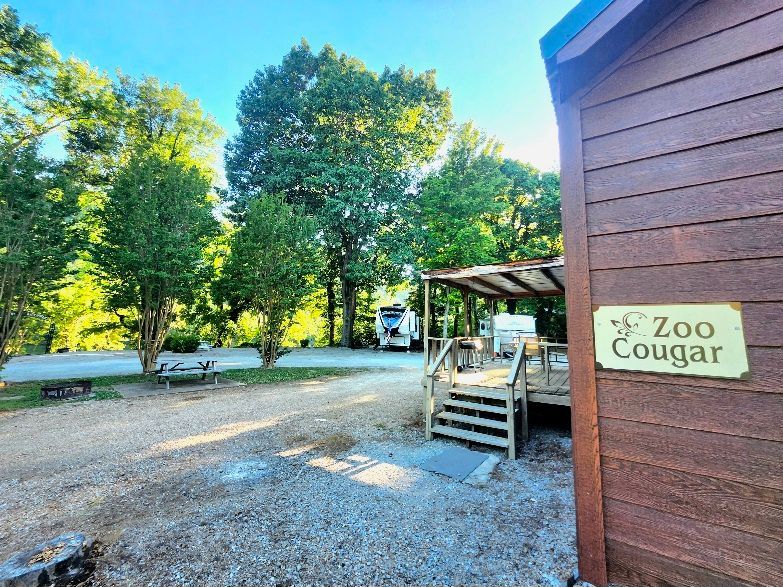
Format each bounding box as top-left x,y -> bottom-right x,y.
539,0 -> 615,60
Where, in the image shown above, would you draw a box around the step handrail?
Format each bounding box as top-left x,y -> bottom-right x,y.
424,338 -> 454,441
506,341 -> 527,387
426,338 -> 454,376
506,342 -> 529,454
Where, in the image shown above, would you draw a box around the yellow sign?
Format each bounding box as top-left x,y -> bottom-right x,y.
593,303 -> 749,379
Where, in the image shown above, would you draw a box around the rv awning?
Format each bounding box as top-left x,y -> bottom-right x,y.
420,256 -> 565,299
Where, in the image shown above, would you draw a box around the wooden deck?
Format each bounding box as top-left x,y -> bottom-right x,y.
424,337 -> 570,458
434,361 -> 571,406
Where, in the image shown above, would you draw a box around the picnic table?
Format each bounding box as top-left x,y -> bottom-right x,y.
153,358 -> 221,389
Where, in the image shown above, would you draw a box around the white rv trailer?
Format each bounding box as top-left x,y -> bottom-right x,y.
478,312 -> 537,355
376,304 -> 420,349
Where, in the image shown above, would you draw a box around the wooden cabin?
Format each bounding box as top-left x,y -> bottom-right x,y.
420,257 -> 568,459
541,1 -> 783,586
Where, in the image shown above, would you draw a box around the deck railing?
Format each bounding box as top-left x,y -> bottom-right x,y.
426,335 -> 498,379
426,337 -> 452,372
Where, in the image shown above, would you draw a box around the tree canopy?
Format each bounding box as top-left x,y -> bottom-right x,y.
0,12 -> 567,363
0,143 -> 79,365
91,152 -> 218,371
420,121 -> 509,269
217,195 -> 318,367
225,41 -> 452,346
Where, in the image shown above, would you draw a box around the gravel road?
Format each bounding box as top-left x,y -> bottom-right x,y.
0,369 -> 576,586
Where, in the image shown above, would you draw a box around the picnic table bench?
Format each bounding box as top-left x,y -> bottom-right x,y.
152,359 -> 221,389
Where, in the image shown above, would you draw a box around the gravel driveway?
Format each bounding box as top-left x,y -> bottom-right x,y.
0,369 -> 576,586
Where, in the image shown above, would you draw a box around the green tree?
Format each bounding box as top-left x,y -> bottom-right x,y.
489,160 -> 564,336
40,260 -> 127,351
0,6 -> 115,162
420,122 -> 509,269
0,143 -> 79,365
0,4 -> 51,83
493,160 -> 562,260
67,74 -> 223,185
91,152 -> 218,372
217,195 -> 317,367
417,122 -> 510,337
225,41 -> 451,347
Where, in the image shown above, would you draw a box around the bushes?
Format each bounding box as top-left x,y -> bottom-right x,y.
162,331 -> 200,353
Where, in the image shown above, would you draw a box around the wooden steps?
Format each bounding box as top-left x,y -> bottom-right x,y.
430,382 -> 515,452
443,399 -> 507,414
430,424 -> 509,448
435,411 -> 509,430
448,384 -> 507,401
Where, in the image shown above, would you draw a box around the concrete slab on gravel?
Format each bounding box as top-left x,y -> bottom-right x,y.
114,378 -> 244,398
420,446 -> 490,481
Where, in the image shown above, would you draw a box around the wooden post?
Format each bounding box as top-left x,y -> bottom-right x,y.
423,279 -> 431,438
506,382 -> 516,459
450,335 -> 458,387
425,376 -> 434,440
489,297 -> 495,361
557,97 -> 606,584
519,348 -> 528,444
423,280 -> 431,370
462,289 -> 470,337
442,286 -> 450,338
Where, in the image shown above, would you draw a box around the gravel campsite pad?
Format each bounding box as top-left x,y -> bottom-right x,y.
0,369 -> 576,586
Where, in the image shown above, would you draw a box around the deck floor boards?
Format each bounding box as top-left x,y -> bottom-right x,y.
434,361 -> 571,399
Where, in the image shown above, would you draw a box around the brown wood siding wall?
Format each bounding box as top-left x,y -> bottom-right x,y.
576,2 -> 783,585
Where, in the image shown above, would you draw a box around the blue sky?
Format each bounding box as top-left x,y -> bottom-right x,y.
15,0 -> 577,172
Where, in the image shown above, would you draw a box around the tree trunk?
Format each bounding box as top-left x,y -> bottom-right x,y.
506,298 -> 517,314
0,283 -> 33,368
441,291 -> 450,338
340,278 -> 357,347
137,301 -> 173,373
339,238 -> 358,348
326,276 -> 336,346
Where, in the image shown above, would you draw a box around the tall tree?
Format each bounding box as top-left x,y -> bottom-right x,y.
419,122 -> 509,269
0,6 -> 115,162
67,74 -> 223,184
91,152 -> 218,372
0,7 -> 113,364
418,122 -> 510,337
490,160 -> 564,334
216,195 -> 317,367
0,143 -> 79,365
225,41 -> 451,347
492,159 -> 562,260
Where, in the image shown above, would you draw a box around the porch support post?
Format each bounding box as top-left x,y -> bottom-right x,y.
423,279 -> 432,440
488,297 -> 495,360
462,289 -> 470,337
423,279 -> 431,369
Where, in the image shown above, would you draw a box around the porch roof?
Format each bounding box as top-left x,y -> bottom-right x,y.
420,256 -> 565,299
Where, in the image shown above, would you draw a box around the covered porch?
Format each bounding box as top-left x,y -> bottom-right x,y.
420,257 -> 568,458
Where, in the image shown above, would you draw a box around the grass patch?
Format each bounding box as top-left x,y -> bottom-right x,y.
0,373 -> 151,412
225,366 -> 362,385
0,366 -> 362,412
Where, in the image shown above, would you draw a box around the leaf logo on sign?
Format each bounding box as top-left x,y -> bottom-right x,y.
610,312 -> 647,337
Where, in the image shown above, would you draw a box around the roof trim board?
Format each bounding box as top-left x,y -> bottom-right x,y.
540,0 -> 615,60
